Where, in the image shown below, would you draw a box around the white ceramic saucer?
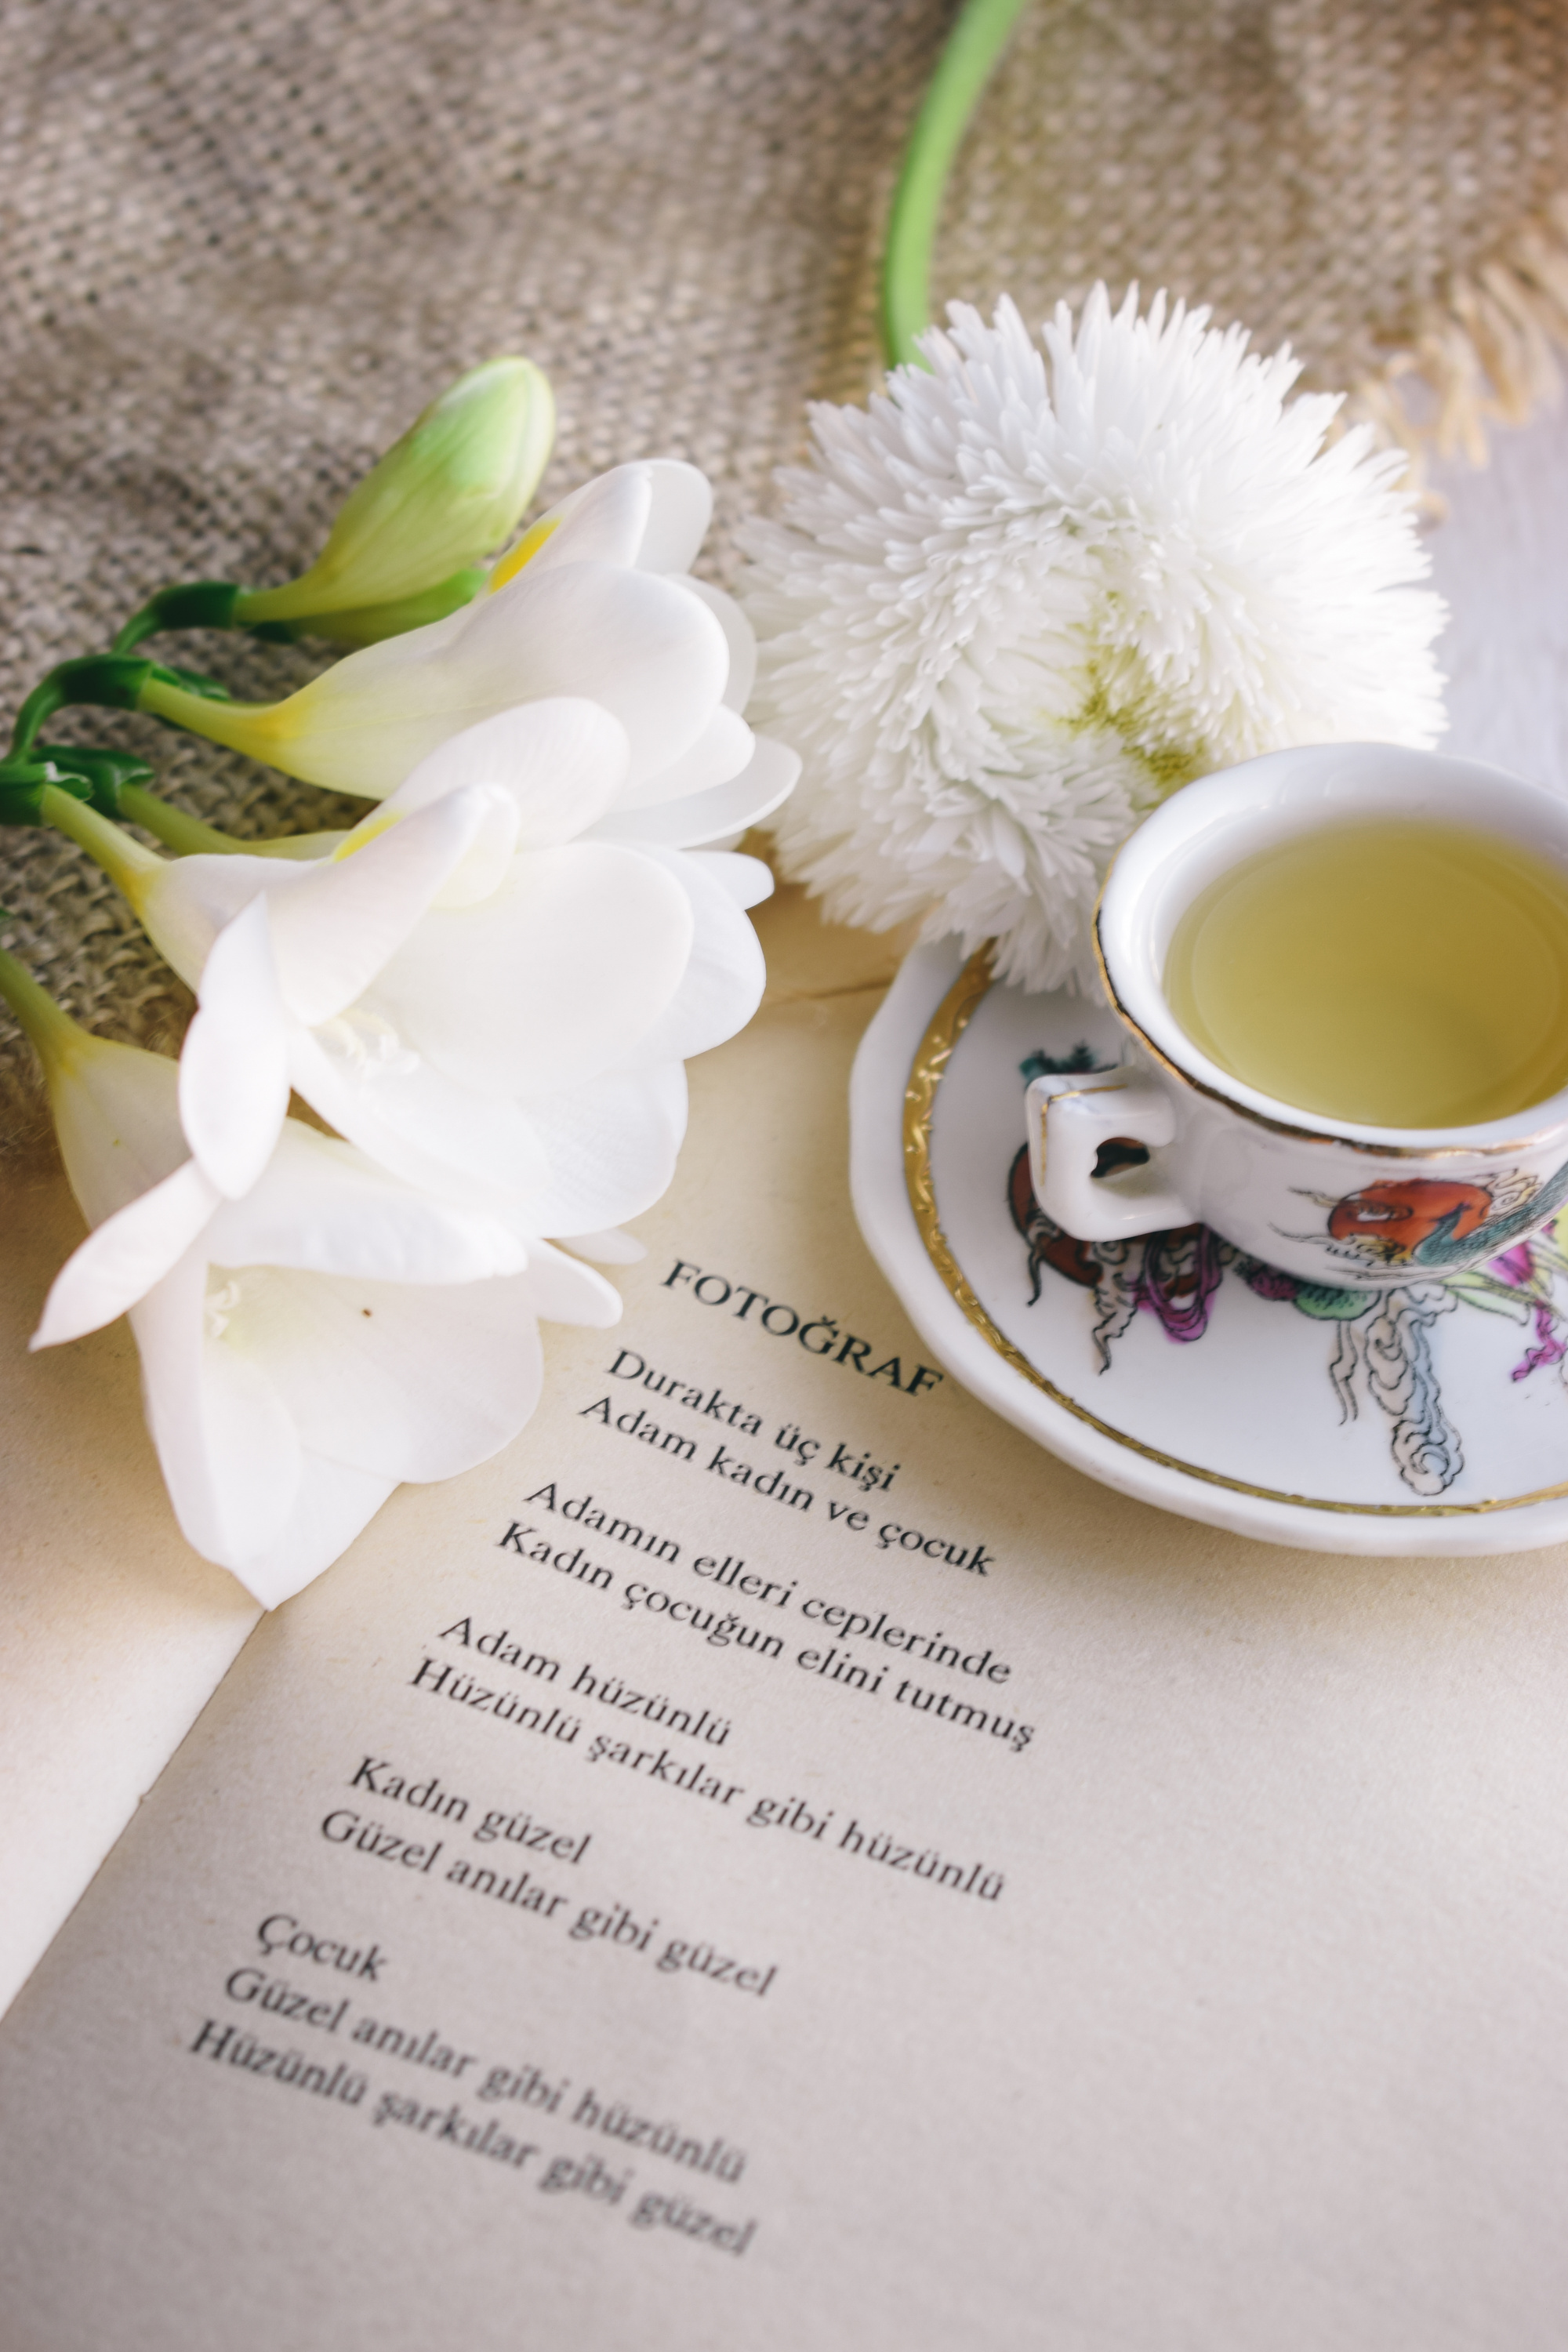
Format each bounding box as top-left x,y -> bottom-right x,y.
851,940 -> 1568,1555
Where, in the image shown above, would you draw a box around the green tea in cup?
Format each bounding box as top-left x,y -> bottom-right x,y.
1164,816 -> 1568,1128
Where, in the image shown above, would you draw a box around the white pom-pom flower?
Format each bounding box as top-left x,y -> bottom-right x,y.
743,288 -> 1447,991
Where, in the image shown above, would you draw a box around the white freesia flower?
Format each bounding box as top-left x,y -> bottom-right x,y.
3,966 -> 620,1607
64,695 -> 776,1232
136,460 -> 799,849
742,287 -> 1447,992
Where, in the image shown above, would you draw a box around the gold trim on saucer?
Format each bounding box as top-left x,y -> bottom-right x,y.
902,949 -> 1568,1520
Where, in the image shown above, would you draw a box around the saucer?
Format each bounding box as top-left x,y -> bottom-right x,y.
850,941 -> 1568,1555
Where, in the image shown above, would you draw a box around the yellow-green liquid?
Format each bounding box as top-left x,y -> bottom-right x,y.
1164,818 -> 1568,1127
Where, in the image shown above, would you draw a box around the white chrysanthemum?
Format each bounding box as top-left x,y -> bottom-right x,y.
743,288 -> 1447,992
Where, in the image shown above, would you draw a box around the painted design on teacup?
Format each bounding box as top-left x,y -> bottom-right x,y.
1309,1159 -> 1568,1272
1010,1047 -> 1568,1500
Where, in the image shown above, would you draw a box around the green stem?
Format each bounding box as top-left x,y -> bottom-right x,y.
10,656 -> 231,766
137,671 -> 284,760
112,581 -> 241,655
100,782 -> 338,861
118,784 -> 247,856
233,564 -> 485,645
10,656 -> 154,760
880,0 -> 1030,370
0,942 -> 81,1069
40,782 -> 163,898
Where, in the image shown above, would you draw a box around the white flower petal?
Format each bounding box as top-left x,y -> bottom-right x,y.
364,842 -> 693,1098
383,698 -> 630,848
228,1267 -> 544,1484
136,852 -> 314,990
132,1255 -> 303,1571
694,849 -> 776,910
530,464 -> 655,573
267,786 -> 510,1023
460,559 -> 730,789
514,1235 -> 624,1326
613,703 -> 755,812
633,461 -> 714,574
616,845 -> 766,1063
681,577 -> 757,710
288,1025 -> 550,1208
234,1455 -> 397,1610
249,641 -> 498,795
591,735 -> 799,848
31,1158 -> 220,1347
428,794 -> 524,909
526,1062 -> 688,1236
554,1225 -> 647,1265
209,1120 -> 532,1283
49,1036 -> 190,1231
251,830 -> 351,862
180,897 -> 292,1198
529,460 -> 710,576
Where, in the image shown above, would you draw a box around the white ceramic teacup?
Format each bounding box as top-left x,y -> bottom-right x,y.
1025,742 -> 1568,1290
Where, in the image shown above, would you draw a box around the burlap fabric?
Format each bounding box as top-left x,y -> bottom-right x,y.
4,0 -> 1567,1148
943,0 -> 1568,458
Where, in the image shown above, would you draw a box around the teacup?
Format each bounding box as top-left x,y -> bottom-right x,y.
1025,742 -> 1568,1290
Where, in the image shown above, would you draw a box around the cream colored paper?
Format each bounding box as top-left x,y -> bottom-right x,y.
3,878 -> 1568,2351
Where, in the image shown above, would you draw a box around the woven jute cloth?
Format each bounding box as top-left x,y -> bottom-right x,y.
942,0 -> 1568,455
4,0 -> 1567,1146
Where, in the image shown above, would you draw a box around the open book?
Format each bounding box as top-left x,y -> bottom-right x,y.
5,430 -> 1568,2347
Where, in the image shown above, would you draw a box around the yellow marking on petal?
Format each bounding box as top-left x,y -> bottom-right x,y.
329,809 -> 404,862
488,514 -> 560,593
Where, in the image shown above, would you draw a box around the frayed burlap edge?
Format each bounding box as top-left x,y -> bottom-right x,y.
1346,194 -> 1568,478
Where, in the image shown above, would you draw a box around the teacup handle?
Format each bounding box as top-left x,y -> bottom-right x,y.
1025,1067 -> 1198,1240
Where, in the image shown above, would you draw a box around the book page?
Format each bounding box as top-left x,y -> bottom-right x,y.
3,885 -> 1568,2352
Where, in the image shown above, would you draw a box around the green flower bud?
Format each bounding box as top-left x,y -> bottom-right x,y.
233,358 -> 554,628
